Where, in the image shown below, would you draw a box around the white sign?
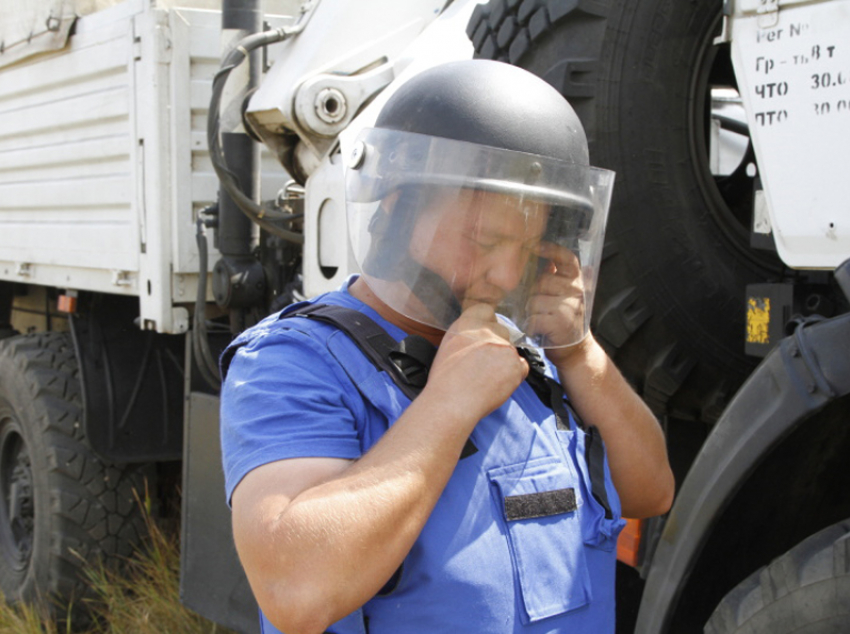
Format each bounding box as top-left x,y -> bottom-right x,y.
731,0 -> 850,269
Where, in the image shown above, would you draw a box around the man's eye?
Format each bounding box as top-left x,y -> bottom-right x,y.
466,234 -> 498,249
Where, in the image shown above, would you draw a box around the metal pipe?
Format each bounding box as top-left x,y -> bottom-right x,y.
215,0 -> 263,258
211,0 -> 267,331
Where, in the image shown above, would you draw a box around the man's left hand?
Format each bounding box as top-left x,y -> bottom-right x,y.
526,242 -> 586,364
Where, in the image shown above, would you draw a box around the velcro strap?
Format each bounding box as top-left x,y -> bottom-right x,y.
504,488 -> 577,521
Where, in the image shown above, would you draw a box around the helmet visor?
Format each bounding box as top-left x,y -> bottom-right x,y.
346,128 -> 615,349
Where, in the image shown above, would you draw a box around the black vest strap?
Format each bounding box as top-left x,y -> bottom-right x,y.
389,335 -> 437,391
585,426 -> 613,520
283,304 -> 478,458
290,304 -> 416,400
517,347 -> 613,520
283,302 -> 613,516
518,347 -> 574,432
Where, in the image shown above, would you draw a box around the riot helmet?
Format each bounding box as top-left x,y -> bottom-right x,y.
345,59 -> 615,348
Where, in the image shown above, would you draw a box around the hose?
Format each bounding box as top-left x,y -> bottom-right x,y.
194,213 -> 223,389
207,25 -> 306,244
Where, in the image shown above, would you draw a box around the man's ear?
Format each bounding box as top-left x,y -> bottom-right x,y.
380,189 -> 401,214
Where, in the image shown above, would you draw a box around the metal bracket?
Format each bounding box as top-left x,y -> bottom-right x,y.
757,0 -> 780,28
294,62 -> 395,138
276,180 -> 305,216
111,270 -> 132,287
714,12 -> 732,44
833,257 -> 850,303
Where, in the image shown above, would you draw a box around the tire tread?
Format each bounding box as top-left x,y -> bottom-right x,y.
466,0 -> 770,422
0,332 -> 149,607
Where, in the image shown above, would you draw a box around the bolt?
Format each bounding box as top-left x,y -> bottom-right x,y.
349,141 -> 366,170
315,87 -> 347,124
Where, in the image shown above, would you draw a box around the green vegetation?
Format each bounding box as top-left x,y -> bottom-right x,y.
0,510 -> 235,634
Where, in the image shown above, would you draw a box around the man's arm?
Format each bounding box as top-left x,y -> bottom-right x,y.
230,304 -> 528,634
549,334 -> 675,519
529,242 -> 675,519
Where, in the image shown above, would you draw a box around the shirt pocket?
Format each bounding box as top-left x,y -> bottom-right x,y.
488,456 -> 591,623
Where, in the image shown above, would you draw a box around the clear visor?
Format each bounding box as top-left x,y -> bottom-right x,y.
346,128 -> 615,349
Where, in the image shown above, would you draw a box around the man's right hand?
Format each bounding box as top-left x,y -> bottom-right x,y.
423,303 -> 529,426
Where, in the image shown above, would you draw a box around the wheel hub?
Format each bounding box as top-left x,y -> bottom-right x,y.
0,419 -> 35,572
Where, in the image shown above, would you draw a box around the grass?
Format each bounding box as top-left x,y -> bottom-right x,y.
0,511 -> 237,634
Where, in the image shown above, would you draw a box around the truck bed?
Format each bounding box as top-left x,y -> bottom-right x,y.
0,0 -> 295,333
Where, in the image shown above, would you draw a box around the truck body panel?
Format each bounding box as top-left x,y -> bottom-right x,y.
0,1 -> 295,333
727,0 -> 850,268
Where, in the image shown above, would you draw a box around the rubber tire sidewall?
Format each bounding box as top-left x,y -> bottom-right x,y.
705,519 -> 850,633
0,398 -> 45,599
471,0 -> 783,420
0,343 -> 67,602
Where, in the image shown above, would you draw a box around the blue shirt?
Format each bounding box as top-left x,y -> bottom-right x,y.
220,279 -> 625,633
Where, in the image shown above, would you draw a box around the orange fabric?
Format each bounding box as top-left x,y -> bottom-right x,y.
616,518 -> 642,567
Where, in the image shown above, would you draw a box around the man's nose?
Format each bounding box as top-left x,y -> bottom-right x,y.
484,244 -> 526,292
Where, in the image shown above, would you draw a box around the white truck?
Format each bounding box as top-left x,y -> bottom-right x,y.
0,0 -> 848,632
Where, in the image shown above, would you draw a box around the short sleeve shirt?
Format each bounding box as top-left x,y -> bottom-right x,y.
220,278 -> 624,633
220,280 -> 401,503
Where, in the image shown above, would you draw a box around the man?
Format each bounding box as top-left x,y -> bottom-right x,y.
220,59 -> 674,634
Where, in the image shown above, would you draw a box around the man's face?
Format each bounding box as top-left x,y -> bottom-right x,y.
408,187 -> 549,310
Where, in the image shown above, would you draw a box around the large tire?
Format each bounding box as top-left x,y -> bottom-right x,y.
0,332 -> 149,611
468,0 -> 783,421
704,519 -> 850,633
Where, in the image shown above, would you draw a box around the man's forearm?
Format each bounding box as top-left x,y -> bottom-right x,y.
234,388 -> 477,634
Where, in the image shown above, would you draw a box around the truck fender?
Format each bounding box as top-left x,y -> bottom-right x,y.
69,295 -> 185,463
634,309 -> 850,634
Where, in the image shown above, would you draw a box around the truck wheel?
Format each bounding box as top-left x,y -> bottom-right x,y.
468,0 -> 782,421
0,333 -> 149,610
704,519 -> 850,633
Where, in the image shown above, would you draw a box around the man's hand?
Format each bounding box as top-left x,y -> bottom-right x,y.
425,303 -> 529,426
526,242 -> 587,365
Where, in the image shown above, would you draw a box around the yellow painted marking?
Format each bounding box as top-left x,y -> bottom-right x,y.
747,297 -> 771,344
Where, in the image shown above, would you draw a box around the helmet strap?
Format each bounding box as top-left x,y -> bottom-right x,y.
404,260 -> 462,326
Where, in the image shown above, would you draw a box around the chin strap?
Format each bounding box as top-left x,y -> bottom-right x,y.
403,260 -> 463,327
362,208 -> 462,327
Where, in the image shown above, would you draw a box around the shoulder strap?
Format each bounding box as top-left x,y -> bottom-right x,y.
517,346 -> 613,520
282,303 -> 478,459
285,303 -> 432,401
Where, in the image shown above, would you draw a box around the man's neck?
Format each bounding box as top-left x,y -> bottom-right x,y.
349,278 -> 445,346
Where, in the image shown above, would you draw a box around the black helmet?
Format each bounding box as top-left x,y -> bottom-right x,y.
345,59 -> 615,348
376,59 -> 589,164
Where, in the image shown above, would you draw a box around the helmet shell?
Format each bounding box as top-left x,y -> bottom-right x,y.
375,59 -> 589,166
